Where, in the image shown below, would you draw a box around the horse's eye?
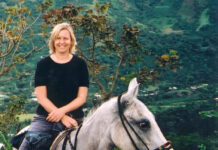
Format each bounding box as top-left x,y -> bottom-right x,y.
124,101 -> 129,105
122,100 -> 129,108
138,119 -> 150,129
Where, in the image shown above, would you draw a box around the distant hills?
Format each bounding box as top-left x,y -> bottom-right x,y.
0,0 -> 217,91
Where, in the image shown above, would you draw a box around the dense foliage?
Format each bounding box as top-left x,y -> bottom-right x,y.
0,0 -> 217,149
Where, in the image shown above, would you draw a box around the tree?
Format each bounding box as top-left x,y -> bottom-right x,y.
42,2 -> 180,100
0,0 -> 48,81
0,0 -> 52,148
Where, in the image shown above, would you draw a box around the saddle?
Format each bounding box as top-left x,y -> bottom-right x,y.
51,124 -> 82,150
11,128 -> 75,150
50,128 -> 75,150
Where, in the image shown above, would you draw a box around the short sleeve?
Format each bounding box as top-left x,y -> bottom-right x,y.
34,61 -> 48,87
78,59 -> 89,87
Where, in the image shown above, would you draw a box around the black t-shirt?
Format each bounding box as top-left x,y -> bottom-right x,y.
34,55 -> 89,119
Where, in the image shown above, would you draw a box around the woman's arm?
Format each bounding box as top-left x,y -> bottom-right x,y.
36,85 -> 79,127
46,86 -> 88,122
35,86 -> 65,122
61,86 -> 88,113
35,86 -> 58,113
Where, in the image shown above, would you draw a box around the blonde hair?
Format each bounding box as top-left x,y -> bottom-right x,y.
49,22 -> 77,54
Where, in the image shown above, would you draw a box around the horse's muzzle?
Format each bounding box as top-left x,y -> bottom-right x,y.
154,141 -> 173,150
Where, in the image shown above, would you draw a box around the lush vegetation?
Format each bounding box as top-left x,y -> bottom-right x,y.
0,0 -> 217,150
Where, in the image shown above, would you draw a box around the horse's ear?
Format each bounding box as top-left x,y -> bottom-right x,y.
127,78 -> 139,98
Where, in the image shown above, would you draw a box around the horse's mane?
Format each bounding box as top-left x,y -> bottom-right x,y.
83,96 -> 117,124
83,99 -> 107,121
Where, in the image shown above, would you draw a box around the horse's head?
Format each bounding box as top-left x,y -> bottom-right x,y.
111,78 -> 173,150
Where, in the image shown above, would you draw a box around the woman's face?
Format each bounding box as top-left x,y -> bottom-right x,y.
54,29 -> 72,54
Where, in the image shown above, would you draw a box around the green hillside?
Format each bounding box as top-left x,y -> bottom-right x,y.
0,0 -> 217,149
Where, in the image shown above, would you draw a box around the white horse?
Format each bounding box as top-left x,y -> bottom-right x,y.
14,78 -> 173,150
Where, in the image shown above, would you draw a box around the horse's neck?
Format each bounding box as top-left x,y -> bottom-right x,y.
73,98 -> 118,150
82,98 -> 117,134
84,98 -> 117,124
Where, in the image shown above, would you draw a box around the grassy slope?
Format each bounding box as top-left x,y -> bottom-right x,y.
18,113 -> 35,122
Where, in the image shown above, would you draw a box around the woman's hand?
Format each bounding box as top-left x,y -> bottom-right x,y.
61,115 -> 78,128
46,108 -> 65,122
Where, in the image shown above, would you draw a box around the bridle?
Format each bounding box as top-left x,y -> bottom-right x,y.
117,94 -> 173,150
62,94 -> 173,150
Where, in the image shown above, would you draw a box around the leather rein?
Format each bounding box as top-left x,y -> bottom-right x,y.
117,94 -> 173,150
61,123 -> 82,150
63,94 -> 173,150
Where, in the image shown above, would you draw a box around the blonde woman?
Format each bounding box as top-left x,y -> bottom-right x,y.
19,23 -> 89,150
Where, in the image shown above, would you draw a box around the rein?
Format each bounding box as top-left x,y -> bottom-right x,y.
62,123 -> 82,150
117,94 -> 173,150
118,95 -> 149,150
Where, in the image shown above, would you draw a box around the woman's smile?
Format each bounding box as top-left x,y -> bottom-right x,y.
54,29 -> 72,54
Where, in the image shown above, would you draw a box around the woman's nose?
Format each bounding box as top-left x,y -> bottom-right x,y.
60,39 -> 64,43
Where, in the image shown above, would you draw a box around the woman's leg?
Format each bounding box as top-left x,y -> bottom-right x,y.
19,115 -> 53,150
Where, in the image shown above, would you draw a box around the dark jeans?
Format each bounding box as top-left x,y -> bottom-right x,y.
19,115 -> 65,150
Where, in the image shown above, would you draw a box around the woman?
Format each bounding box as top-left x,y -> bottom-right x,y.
19,22 -> 89,150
